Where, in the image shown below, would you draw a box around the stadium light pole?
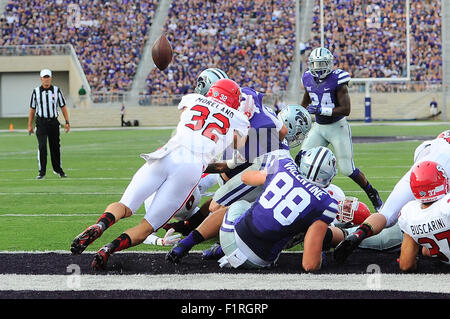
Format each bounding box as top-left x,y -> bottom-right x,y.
320,0 -> 324,47
442,0 -> 448,121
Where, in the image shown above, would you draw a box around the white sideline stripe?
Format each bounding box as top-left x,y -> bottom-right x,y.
0,273 -> 449,293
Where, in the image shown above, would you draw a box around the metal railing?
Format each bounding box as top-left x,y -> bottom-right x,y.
0,44 -> 72,56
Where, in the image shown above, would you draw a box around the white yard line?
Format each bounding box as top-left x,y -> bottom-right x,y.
0,273 -> 449,293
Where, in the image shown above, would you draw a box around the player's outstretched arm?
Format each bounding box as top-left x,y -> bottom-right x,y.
302,219 -> 328,271
398,233 -> 420,272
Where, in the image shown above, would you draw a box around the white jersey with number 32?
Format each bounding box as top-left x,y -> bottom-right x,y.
399,193 -> 450,264
172,93 -> 249,165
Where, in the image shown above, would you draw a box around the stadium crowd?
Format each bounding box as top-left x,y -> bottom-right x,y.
0,0 -> 443,100
144,0 -> 296,99
307,0 -> 441,92
0,0 -> 157,99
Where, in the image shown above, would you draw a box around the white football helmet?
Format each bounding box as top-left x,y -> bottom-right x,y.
277,104 -> 312,148
195,68 -> 228,96
308,47 -> 334,79
298,146 -> 337,188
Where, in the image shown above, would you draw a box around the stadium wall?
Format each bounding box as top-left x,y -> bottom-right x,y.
0,54 -> 88,117
65,90 -> 438,128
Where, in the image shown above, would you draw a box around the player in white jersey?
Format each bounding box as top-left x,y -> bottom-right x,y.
334,130 -> 450,263
143,173 -> 218,245
398,160 -> 450,271
70,79 -> 250,270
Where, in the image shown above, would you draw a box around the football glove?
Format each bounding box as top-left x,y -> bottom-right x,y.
307,105 -> 333,116
306,104 -> 320,115
239,93 -> 256,119
143,229 -> 181,246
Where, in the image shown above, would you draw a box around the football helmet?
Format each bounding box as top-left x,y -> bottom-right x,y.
207,78 -> 242,110
410,160 -> 449,203
278,104 -> 312,148
337,197 -> 371,225
298,146 -> 337,188
437,130 -> 450,144
308,47 -> 334,79
195,68 -> 229,96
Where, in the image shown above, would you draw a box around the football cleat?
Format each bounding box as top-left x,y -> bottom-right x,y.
166,242 -> 190,264
366,187 -> 383,211
91,245 -> 112,271
284,232 -> 306,249
70,224 -> 103,255
202,242 -> 224,260
333,233 -> 362,263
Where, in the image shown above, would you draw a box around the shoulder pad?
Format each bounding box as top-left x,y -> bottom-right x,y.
178,93 -> 202,110
333,69 -> 351,85
438,194 -> 450,216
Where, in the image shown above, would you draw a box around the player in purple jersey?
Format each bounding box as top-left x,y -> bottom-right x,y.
166,102 -> 312,264
300,47 -> 383,211
217,146 -> 338,270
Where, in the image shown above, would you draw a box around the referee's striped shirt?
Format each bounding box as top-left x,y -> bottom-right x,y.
30,85 -> 66,118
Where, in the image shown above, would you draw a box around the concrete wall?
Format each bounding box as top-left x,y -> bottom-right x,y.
0,55 -> 86,117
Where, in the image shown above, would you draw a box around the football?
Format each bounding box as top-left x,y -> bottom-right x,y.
151,34 -> 173,71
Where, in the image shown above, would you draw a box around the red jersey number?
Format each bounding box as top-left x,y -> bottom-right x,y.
418,229 -> 450,262
185,105 -> 230,142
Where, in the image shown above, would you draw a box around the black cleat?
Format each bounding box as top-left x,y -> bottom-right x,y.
53,170 -> 67,178
333,234 -> 362,263
166,242 -> 190,264
71,224 -> 103,255
202,243 -> 224,260
367,187 -> 383,211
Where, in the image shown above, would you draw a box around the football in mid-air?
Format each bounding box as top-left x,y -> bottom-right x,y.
151,34 -> 173,71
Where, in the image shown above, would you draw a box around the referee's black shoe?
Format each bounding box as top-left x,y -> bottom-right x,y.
53,170 -> 67,178
36,174 -> 45,180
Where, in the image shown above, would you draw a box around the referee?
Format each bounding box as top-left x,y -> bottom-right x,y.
27,69 -> 70,179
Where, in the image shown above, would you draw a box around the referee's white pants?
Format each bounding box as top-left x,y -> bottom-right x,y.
120,148 -> 204,230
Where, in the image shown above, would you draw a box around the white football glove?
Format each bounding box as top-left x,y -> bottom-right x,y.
143,229 -> 182,246
239,93 -> 256,119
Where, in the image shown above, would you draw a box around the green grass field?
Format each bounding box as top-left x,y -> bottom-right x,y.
0,123 -> 448,252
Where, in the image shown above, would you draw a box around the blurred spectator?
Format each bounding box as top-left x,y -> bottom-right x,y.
307,0 -> 442,91
145,0 -> 296,97
0,0 -> 157,97
429,97 -> 438,120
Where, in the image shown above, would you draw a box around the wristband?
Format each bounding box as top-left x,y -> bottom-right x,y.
320,107 -> 333,116
65,121 -> 70,125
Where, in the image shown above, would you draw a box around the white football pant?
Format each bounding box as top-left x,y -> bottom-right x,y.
120,147 -> 204,230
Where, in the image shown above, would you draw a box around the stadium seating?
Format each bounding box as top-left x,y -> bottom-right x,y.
144,0 -> 296,98
308,0 -> 442,91
0,0 -> 158,97
0,0 -> 442,102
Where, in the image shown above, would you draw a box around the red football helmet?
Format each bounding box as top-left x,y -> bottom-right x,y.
437,130 -> 450,144
410,160 -> 449,203
337,197 -> 371,225
207,78 -> 242,110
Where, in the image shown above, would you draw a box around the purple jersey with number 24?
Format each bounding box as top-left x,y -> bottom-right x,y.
302,68 -> 351,125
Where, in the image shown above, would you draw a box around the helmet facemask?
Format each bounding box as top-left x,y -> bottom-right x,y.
308,48 -> 334,79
